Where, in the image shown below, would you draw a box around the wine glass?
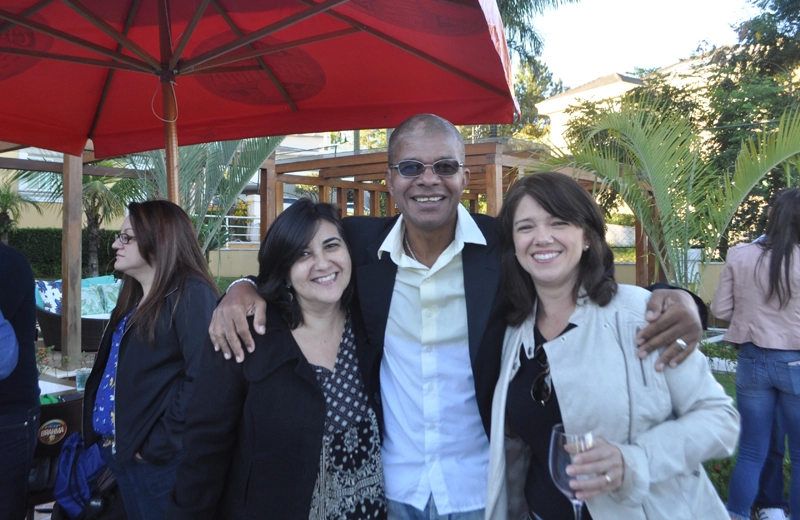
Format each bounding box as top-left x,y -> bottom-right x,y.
549,423 -> 595,520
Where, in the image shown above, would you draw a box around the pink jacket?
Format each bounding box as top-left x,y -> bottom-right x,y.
711,242 -> 800,350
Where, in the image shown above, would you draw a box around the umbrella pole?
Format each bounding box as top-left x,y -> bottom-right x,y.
158,0 -> 179,204
162,80 -> 179,203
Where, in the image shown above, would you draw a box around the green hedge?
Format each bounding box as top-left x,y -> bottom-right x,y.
8,228 -> 118,279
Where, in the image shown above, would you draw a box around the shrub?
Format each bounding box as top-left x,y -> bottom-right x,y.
8,228 -> 118,278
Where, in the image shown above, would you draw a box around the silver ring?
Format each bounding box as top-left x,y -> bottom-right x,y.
604,473 -> 612,485
675,338 -> 688,350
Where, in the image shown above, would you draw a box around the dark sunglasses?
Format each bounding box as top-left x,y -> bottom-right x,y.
390,159 -> 463,178
530,343 -> 551,406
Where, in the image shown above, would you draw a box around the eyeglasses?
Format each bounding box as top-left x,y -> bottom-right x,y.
116,233 -> 136,244
390,159 -> 463,178
530,344 -> 551,406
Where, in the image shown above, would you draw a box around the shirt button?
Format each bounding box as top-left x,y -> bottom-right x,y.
429,455 -> 437,462
427,423 -> 435,430
425,310 -> 433,318
424,277 -> 431,282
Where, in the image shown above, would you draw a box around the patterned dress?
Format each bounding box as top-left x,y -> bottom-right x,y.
308,317 -> 386,520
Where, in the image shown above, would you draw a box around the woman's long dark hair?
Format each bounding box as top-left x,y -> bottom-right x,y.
255,198 -> 354,329
111,200 -> 218,344
756,187 -> 800,308
496,172 -> 617,326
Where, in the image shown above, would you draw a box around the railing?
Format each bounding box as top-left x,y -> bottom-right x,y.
215,215 -> 261,250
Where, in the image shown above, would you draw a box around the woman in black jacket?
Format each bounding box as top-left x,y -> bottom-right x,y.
82,200 -> 218,520
169,199 -> 386,519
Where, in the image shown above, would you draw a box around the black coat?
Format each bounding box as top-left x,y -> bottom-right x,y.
168,307 -> 377,520
82,277 -> 218,463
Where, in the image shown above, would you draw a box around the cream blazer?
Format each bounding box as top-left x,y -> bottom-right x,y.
485,285 -> 739,520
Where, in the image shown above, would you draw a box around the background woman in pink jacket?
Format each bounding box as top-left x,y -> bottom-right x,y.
711,187 -> 800,520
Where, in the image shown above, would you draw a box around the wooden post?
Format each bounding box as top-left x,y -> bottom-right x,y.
336,187 -> 347,218
262,152 -> 276,235
485,152 -> 502,216
62,154 -> 82,369
386,192 -> 396,216
369,189 -> 380,216
319,185 -> 330,203
635,219 -> 648,287
353,189 -> 365,216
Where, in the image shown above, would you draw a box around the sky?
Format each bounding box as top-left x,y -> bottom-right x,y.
534,0 -> 761,89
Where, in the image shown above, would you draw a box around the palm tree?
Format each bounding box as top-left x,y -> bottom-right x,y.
12,170 -> 146,276
125,136 -> 284,253
0,181 -> 43,244
535,98 -> 800,290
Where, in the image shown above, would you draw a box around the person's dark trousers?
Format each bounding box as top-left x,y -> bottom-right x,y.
0,407 -> 41,520
754,407 -> 789,510
106,445 -> 181,520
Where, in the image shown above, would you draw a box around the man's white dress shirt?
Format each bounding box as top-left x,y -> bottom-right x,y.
378,205 -> 491,514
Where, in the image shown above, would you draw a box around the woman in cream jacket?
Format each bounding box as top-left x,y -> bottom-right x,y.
485,173 -> 739,520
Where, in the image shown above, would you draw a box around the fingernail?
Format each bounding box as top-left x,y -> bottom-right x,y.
236,355 -> 244,363
256,326 -> 265,334
223,352 -> 230,360
248,345 -> 255,353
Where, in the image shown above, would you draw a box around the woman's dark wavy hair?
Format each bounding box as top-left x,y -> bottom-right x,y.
111,199 -> 218,345
756,187 -> 800,308
496,172 -> 617,326
255,198 -> 354,329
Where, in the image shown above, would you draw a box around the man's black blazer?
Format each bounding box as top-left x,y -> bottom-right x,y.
343,214 -> 508,437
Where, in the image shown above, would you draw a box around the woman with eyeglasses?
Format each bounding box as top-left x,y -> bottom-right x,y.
167,199 -> 386,519
82,200 -> 219,520
484,173 -> 739,520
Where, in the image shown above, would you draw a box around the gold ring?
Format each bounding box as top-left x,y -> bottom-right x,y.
604,473 -> 612,485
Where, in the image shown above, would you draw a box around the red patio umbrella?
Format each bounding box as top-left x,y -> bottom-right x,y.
0,0 -> 518,367
0,0 -> 518,199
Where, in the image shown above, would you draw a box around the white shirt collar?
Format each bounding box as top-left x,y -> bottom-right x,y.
377,204 -> 487,263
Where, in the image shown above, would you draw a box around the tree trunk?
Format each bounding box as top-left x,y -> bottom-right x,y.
86,216 -> 101,277
0,212 -> 11,244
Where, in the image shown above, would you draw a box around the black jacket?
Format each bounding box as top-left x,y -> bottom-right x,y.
168,307 -> 378,519
0,243 -> 40,416
83,277 -> 217,463
343,214 -> 508,436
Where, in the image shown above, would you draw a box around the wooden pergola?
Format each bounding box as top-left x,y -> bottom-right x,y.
253,137 -> 562,236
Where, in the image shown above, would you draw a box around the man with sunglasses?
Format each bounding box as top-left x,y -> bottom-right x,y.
209,113 -> 704,520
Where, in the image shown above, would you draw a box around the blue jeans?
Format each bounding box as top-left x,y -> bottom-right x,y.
388,496 -> 484,520
0,407 -> 40,520
106,445 -> 181,520
754,407 -> 788,509
726,343 -> 800,519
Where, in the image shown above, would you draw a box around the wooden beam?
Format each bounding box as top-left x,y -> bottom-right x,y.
0,157 -> 140,177
277,174 -> 390,192
62,154 -> 82,369
484,152 -> 503,216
